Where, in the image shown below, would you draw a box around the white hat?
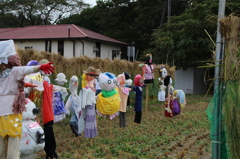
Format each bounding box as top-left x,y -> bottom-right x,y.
0,40 -> 17,64
55,73 -> 67,83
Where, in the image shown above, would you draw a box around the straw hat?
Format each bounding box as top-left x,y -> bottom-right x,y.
83,67 -> 99,76
39,59 -> 49,65
0,40 -> 17,65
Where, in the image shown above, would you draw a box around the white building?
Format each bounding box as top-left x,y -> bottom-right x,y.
0,24 -> 128,60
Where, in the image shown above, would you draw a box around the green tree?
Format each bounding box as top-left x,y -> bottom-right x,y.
151,0 -> 240,69
0,0 -> 88,27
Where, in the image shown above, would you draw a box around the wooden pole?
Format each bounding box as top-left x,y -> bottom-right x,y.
145,84 -> 149,112
90,138 -> 93,146
109,118 -> 112,139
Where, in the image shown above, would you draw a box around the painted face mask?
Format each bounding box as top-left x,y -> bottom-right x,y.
149,56 -> 152,63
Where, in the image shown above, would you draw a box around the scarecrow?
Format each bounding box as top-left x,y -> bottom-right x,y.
133,74 -> 145,124
65,76 -> 81,137
117,72 -> 131,128
53,73 -> 68,122
78,67 -> 99,145
0,40 -> 55,159
173,90 -> 186,115
20,83 -> 45,159
96,72 -> 120,119
158,66 -> 168,101
141,54 -> 154,112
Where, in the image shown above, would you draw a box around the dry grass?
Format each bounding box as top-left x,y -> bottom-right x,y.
18,50 -> 175,82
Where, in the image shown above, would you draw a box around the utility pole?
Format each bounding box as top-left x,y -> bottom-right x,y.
213,0 -> 226,159
166,0 -> 171,64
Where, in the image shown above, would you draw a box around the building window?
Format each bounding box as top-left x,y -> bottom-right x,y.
95,42 -> 101,57
112,50 -> 117,60
58,40 -> 64,56
45,40 -> 52,53
25,46 -> 33,50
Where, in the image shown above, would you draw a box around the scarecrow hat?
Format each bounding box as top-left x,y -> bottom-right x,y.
0,40 -> 17,65
27,60 -> 39,66
83,67 -> 99,76
39,59 -> 49,65
55,73 -> 67,83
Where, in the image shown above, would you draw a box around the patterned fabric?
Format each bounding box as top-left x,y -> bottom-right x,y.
144,64 -> 154,80
84,104 -> 98,138
0,114 -> 22,138
69,95 -> 80,123
52,92 -> 65,115
0,69 -> 11,78
165,95 -> 174,117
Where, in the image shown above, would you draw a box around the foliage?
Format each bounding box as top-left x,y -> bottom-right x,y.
151,0 -> 240,69
0,0 -> 88,27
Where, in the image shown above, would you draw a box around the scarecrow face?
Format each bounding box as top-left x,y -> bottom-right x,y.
99,72 -> 117,91
69,76 -> 78,94
86,74 -> 95,82
160,68 -> 168,79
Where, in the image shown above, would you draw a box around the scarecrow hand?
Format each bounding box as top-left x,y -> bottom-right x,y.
39,62 -> 55,74
24,82 -> 37,87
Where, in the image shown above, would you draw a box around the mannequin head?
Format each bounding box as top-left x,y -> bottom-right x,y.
159,66 -> 168,79
145,54 -> 152,64
55,73 -> 67,86
69,75 -> 78,95
99,72 -> 117,91
134,74 -> 143,86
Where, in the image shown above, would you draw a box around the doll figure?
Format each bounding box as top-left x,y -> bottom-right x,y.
78,67 -> 99,139
38,59 -> 58,159
173,90 -> 186,115
0,40 -> 55,159
65,76 -> 81,137
125,79 -> 133,108
117,72 -> 131,128
158,66 -> 168,101
20,83 -> 45,159
96,72 -> 120,120
164,75 -> 174,118
141,54 -> 154,84
133,74 -> 145,124
52,73 -> 68,122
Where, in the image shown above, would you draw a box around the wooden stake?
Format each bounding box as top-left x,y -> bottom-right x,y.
109,118 -> 112,139
145,84 -> 149,113
90,138 -> 93,146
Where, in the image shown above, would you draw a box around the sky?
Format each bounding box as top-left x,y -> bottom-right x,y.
85,0 -> 97,7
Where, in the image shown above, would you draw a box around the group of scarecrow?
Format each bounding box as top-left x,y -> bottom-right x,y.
0,39 -> 186,159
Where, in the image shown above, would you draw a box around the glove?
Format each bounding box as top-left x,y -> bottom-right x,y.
39,62 -> 55,74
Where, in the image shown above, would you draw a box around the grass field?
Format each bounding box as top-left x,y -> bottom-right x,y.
36,94 -> 212,159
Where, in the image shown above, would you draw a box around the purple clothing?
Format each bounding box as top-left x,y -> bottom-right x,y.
84,104 -> 98,138
52,91 -> 65,115
133,86 -> 144,111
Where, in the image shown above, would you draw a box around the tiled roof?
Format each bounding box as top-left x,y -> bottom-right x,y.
0,24 -> 128,45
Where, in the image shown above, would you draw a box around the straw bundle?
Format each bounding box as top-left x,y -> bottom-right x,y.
219,14 -> 240,80
219,14 -> 240,159
18,50 -> 174,82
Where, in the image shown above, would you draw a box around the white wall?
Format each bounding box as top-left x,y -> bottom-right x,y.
15,41 -> 45,51
15,40 -> 122,60
174,68 -> 194,94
